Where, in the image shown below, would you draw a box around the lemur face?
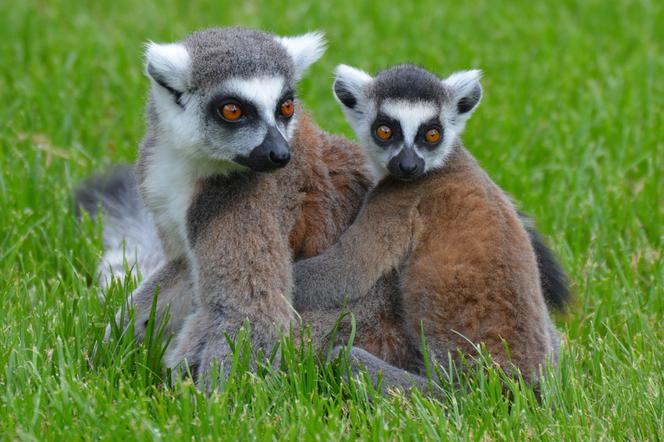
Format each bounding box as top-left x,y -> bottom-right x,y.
333,64 -> 482,181
144,28 -> 325,172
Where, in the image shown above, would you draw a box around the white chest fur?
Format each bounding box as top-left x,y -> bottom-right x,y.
143,147 -> 197,259
142,143 -> 246,259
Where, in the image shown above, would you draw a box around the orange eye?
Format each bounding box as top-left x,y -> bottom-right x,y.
279,98 -> 295,118
425,128 -> 441,143
375,125 -> 393,141
220,103 -> 242,121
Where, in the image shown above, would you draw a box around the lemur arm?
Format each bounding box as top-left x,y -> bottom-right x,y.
288,118 -> 373,260
293,185 -> 420,311
186,175 -> 296,329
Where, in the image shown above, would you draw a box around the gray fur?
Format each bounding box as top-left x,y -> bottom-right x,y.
75,165 -> 164,290
368,64 -> 449,105
163,157 -> 302,382
103,258 -> 195,342
183,27 -> 294,89
138,28 -> 324,260
331,346 -> 437,396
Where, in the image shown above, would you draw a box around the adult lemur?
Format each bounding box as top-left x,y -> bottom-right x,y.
293,64 -> 569,392
79,27 -> 374,383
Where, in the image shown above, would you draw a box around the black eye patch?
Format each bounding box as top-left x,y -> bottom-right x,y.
275,89 -> 296,122
371,113 -> 403,146
277,89 -> 295,106
207,95 -> 258,126
415,118 -> 444,149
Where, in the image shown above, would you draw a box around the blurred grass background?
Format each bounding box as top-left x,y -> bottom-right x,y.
0,0 -> 662,440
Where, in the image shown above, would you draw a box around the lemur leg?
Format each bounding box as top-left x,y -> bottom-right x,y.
166,175 -> 297,386
301,301 -> 450,398
299,270 -> 427,387
298,309 -> 437,397
331,346 -> 441,397
105,258 -> 195,342
293,186 -> 420,311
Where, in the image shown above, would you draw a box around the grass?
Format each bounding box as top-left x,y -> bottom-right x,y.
1,0 -> 662,439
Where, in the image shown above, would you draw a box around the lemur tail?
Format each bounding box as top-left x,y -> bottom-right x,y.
75,164 -> 165,290
518,212 -> 572,313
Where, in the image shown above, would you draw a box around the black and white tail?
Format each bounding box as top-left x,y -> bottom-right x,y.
518,212 -> 571,313
75,164 -> 165,290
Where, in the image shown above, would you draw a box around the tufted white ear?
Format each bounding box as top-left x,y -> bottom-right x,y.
332,64 -> 373,111
442,69 -> 483,115
145,42 -> 192,95
275,32 -> 327,79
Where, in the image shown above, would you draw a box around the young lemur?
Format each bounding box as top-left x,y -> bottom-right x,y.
79,27 -> 375,384
293,64 -> 566,392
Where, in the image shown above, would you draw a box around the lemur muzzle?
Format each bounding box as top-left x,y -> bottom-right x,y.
235,126 -> 291,172
388,147 -> 424,179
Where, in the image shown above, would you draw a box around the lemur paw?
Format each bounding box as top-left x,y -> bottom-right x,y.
165,310 -> 234,387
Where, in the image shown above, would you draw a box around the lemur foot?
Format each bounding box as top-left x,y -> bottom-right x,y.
166,309 -> 286,389
331,345 -> 441,397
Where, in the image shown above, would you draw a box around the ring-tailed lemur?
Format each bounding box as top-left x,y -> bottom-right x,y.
293,64 -> 569,393
78,27 -> 376,385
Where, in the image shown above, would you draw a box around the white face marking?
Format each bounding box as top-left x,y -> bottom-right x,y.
380,99 -> 438,146
378,100 -> 439,173
224,76 -> 286,127
356,99 -> 460,179
152,88 -> 206,154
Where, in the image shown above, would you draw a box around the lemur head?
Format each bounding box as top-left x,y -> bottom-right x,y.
333,64 -> 482,180
145,27 -> 326,172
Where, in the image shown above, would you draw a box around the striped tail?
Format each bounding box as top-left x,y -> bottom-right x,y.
75,164 -> 165,290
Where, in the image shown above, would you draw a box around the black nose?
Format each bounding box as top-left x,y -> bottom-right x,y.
399,160 -> 418,175
387,147 -> 425,180
233,126 -> 291,172
269,149 -> 290,166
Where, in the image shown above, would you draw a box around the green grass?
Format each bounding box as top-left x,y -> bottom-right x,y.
1,0 -> 662,439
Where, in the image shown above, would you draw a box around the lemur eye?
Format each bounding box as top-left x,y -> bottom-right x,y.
375,125 -> 393,141
219,103 -> 243,122
279,98 -> 295,118
425,128 -> 441,143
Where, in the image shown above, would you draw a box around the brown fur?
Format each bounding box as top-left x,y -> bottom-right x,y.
294,143 -> 557,384
288,114 -> 372,259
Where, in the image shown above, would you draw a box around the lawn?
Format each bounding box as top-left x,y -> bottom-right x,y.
1,0 -> 662,440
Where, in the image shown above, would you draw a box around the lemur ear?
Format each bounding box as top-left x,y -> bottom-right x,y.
333,64 -> 373,110
275,32 -> 326,80
442,69 -> 483,115
145,42 -> 192,97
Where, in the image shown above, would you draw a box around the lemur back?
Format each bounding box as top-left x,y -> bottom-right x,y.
294,64 -> 567,392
